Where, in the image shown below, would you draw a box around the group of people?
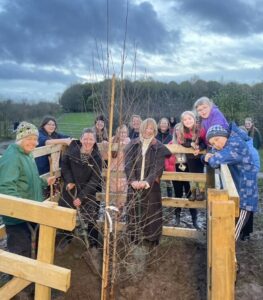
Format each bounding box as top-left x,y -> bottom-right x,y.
0,96 -> 261,269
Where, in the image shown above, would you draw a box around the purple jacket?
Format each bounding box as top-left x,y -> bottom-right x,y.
200,105 -> 229,142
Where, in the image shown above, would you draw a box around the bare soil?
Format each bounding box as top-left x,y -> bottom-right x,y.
53,181 -> 263,300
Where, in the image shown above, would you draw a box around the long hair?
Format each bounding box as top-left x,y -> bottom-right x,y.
176,111 -> 199,144
111,125 -> 128,158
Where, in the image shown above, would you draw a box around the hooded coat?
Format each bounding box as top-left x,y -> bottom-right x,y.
206,123 -> 259,212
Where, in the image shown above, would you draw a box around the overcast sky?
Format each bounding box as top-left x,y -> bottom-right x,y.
0,0 -> 263,101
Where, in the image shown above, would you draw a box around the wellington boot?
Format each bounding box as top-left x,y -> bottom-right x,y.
188,188 -> 196,201
196,190 -> 206,201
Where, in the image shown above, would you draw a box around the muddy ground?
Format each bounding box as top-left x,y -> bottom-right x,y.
0,140 -> 262,299
53,180 -> 263,300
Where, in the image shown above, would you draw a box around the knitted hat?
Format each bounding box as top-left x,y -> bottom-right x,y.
16,121 -> 39,141
206,125 -> 229,141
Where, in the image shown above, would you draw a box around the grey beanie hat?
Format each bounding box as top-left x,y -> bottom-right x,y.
206,125 -> 229,141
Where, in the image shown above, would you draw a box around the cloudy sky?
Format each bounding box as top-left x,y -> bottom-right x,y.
0,0 -> 263,101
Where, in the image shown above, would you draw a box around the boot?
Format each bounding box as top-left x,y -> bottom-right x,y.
167,186 -> 173,198
188,188 -> 196,201
191,213 -> 200,230
196,188 -> 206,201
175,211 -> 180,226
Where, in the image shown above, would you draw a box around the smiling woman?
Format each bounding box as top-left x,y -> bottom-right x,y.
0,121 -> 55,259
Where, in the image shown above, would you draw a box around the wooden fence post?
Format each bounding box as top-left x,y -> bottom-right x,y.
207,189 -> 235,300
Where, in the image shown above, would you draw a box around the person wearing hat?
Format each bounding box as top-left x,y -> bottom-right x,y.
0,121 -> 56,258
203,123 -> 259,241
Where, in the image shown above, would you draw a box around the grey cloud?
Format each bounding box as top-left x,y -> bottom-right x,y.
0,0 -> 177,67
176,0 -> 263,36
0,62 -> 78,83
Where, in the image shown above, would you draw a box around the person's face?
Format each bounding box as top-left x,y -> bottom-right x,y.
80,133 -> 96,152
96,120 -> 105,131
159,120 -> 169,132
245,121 -> 252,129
132,117 -> 141,131
20,135 -> 38,154
182,114 -> 195,129
119,128 -> 128,141
196,104 -> 212,119
44,120 -> 56,135
208,136 -> 227,150
142,123 -> 155,139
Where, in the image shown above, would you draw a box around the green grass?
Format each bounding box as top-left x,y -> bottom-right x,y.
56,112 -> 94,138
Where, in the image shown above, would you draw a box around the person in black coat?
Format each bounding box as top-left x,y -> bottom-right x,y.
60,128 -> 102,250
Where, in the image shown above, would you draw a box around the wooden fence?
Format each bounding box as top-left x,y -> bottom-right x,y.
0,143 -> 239,300
0,144 -> 76,300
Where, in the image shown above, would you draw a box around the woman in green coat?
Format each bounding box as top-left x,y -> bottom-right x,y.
0,122 -> 55,258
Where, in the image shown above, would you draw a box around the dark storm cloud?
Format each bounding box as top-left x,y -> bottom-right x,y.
0,62 -> 78,83
176,0 -> 263,36
0,0 -> 176,69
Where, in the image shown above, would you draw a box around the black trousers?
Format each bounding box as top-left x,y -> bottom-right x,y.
5,222 -> 32,258
172,164 -> 197,219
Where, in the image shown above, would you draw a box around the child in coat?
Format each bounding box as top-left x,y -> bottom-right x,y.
204,123 -> 259,241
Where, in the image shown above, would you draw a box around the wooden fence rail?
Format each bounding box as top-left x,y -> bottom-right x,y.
0,143 -> 238,300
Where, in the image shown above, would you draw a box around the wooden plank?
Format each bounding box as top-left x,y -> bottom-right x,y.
0,277 -> 31,300
0,194 -> 76,231
101,170 -> 207,182
96,193 -> 207,209
35,225 -> 58,300
0,224 -> 6,239
206,165 -> 215,188
220,164 -> 240,218
166,144 -> 206,154
207,189 -> 228,299
162,171 -> 207,182
41,169 -> 61,181
0,250 -> 71,291
162,197 -> 207,209
162,226 -> 206,240
32,144 -> 62,158
211,200 -> 235,300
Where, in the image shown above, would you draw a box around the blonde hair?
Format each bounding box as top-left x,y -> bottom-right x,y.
112,124 -> 128,143
140,118 -> 158,137
194,96 -> 213,110
175,111 -> 199,144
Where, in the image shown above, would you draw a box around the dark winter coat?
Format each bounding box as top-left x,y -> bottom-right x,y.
125,138 -> 171,242
247,126 -> 262,150
156,129 -> 173,145
60,140 -> 102,211
128,128 -> 140,140
35,128 -> 69,175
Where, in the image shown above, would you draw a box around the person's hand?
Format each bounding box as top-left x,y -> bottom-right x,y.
73,198 -> 81,207
67,183 -> 75,190
47,176 -> 56,186
65,138 -> 73,146
131,181 -> 140,189
138,181 -> 149,189
204,153 -> 214,162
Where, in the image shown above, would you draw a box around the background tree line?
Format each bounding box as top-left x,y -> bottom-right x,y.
60,79 -> 263,134
0,100 -> 61,138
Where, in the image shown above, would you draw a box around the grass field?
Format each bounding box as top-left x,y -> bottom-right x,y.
56,112 -> 94,138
